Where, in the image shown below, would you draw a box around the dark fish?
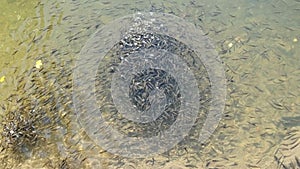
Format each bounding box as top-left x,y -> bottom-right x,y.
275,128 -> 300,169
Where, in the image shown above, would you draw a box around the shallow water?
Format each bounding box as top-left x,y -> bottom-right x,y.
0,0 -> 299,168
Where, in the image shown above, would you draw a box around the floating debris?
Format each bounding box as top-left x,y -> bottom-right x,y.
228,42 -> 233,48
0,76 -> 5,83
219,36 -> 249,54
35,60 -> 43,69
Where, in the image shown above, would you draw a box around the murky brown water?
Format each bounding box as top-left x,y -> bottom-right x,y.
0,0 -> 299,168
